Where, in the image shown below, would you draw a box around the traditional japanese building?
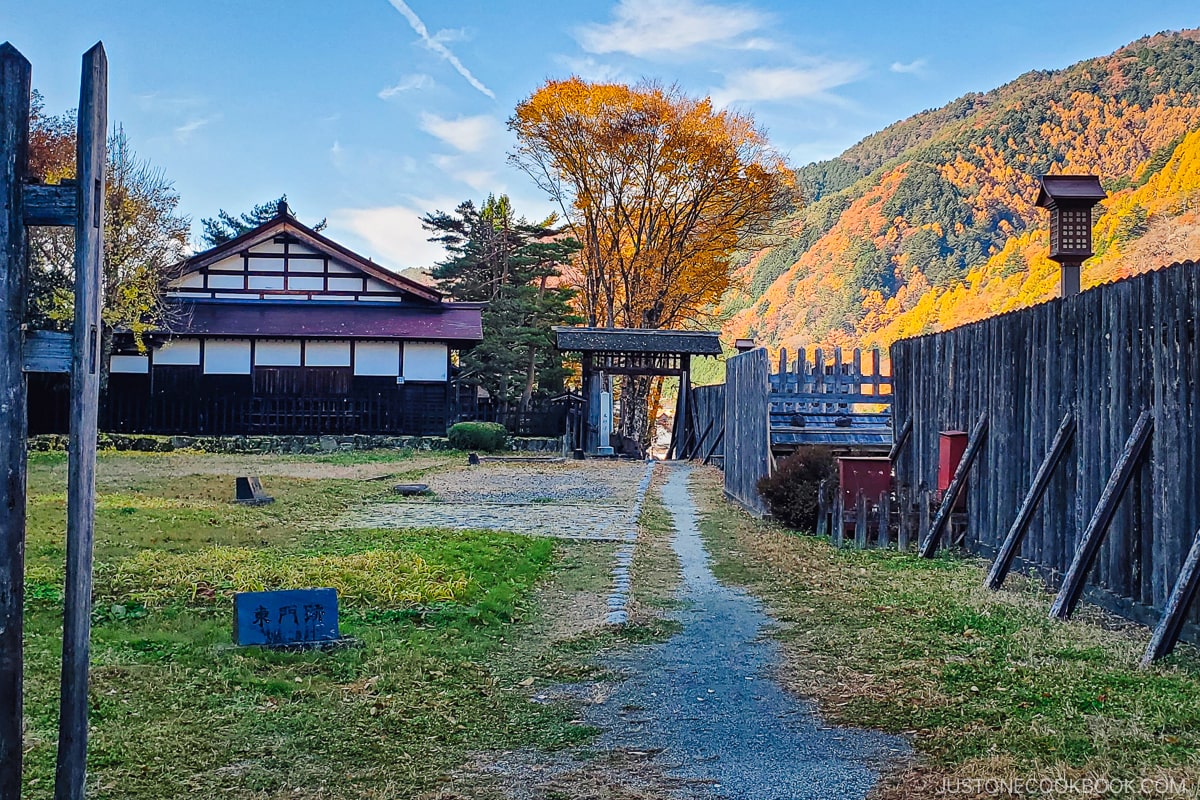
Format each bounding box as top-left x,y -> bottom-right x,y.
100,202 -> 483,436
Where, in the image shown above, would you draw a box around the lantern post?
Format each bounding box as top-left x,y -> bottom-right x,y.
1035,174 -> 1107,298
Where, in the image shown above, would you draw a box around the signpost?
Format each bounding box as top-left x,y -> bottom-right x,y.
234,589 -> 342,647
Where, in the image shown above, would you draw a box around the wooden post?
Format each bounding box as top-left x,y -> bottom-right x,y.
918,489 -> 931,550
0,41 -> 31,800
816,479 -> 829,539
897,486 -> 912,551
854,490 -> 867,548
986,412 -> 1075,589
53,43 -> 106,800
832,491 -> 844,548
877,491 -> 890,548
1051,410 -> 1153,620
920,413 -> 988,558
1142,528 -> 1200,666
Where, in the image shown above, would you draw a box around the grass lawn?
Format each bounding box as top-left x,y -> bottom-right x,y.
20,449 -> 611,799
691,468 -> 1200,798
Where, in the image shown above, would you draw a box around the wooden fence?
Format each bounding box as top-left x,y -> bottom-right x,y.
892,260 -> 1200,650
722,348 -> 771,516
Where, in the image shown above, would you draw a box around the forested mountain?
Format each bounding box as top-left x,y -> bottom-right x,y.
725,29 -> 1200,350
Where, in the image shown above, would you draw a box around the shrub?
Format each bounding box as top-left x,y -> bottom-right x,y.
757,446 -> 837,530
448,421 -> 508,452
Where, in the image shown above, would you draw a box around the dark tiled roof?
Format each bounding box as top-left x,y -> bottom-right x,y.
554,327 -> 723,355
1035,175 -> 1107,206
168,300 -> 483,343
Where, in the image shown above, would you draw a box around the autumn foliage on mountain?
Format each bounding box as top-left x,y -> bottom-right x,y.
725,29 -> 1200,352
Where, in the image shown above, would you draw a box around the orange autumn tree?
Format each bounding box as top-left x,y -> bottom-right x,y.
509,78 -> 794,444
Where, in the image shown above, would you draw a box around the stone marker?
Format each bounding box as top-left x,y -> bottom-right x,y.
235,476 -> 274,505
234,588 -> 340,647
393,483 -> 431,496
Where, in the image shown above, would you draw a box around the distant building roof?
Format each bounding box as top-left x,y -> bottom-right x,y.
554,327 -> 723,355
169,300 -> 483,344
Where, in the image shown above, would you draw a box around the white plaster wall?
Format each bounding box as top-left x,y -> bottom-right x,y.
403,342 -> 448,381
305,340 -> 351,367
354,341 -> 400,376
203,339 -> 252,374
154,338 -> 201,366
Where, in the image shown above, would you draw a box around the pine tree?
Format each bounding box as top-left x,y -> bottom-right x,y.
422,195 -> 581,413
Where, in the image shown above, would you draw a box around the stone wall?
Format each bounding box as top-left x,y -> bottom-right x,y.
27,432 -> 564,455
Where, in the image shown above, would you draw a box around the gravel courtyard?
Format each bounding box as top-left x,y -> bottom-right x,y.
342,459 -> 654,541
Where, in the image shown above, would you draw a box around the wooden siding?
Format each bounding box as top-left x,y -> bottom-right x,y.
891,261 -> 1200,637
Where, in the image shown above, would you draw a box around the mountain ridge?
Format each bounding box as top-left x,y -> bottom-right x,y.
725,28 -> 1200,350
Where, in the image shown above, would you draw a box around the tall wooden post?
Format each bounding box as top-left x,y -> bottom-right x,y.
0,42 -> 31,800
54,43 -> 106,800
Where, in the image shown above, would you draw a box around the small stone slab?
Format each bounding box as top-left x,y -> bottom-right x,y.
235,476 -> 274,505
393,483 -> 431,496
234,588 -> 341,648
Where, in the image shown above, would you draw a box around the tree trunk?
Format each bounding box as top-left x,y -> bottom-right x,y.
618,374 -> 653,454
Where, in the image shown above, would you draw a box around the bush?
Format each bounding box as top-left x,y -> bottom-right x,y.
757,446 -> 837,530
448,421 -> 508,452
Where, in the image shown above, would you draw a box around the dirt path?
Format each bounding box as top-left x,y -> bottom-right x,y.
585,464 -> 906,799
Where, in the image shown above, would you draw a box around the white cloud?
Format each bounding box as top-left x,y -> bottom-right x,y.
386,0 -> 495,99
710,62 -> 865,106
419,112 -> 502,153
554,55 -> 626,83
576,0 -> 766,57
890,58 -> 928,75
173,114 -> 219,143
331,203 -> 452,269
330,140 -> 345,168
432,154 -> 496,193
378,73 -> 434,99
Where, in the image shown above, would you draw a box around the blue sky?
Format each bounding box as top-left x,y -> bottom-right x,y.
2,0 -> 1197,269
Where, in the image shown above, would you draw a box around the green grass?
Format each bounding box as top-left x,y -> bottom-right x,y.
19,450 -> 600,799
691,469 -> 1200,793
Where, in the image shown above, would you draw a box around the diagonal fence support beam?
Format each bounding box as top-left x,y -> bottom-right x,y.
987,411 -> 1075,590
1142,528 -> 1200,666
1050,410 -> 1153,621
887,417 -> 912,463
920,413 -> 988,558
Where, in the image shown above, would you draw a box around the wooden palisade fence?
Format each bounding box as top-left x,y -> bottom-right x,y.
892,259 -> 1200,662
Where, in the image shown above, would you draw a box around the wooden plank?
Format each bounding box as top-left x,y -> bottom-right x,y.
887,417 -> 912,463
986,412 -> 1075,589
771,391 -> 895,406
1141,529 -> 1200,665
897,486 -> 911,551
0,41 -> 31,800
701,426 -> 724,466
877,490 -> 890,548
816,478 -> 829,539
1050,410 -> 1153,620
22,181 -> 75,226
22,328 -> 72,373
832,490 -> 844,548
54,41 -> 107,800
854,490 -> 867,548
920,413 -> 988,557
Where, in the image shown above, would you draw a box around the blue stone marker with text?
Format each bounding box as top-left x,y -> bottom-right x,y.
234,588 -> 340,647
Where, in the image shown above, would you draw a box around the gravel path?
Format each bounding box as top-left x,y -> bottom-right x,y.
586,464 -> 907,799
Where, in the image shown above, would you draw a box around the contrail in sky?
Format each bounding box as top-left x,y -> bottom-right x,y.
387,0 -> 496,99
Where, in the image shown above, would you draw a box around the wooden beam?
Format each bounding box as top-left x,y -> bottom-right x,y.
986,412 -> 1075,589
22,182 -> 75,227
887,417 -> 912,463
1142,528 -> 1200,666
0,40 -> 31,800
1050,410 -> 1153,621
54,41 -> 106,800
701,426 -> 724,466
919,413 -> 988,558
22,329 -> 72,373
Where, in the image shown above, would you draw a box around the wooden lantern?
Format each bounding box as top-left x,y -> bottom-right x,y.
1035,175 -> 1106,297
